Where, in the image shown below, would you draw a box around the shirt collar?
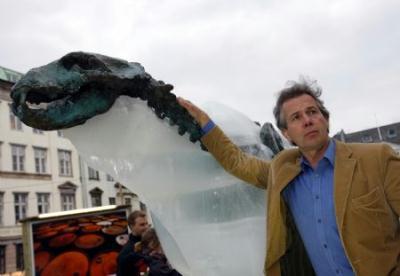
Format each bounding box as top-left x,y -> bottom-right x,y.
300,139 -> 336,170
324,138 -> 336,166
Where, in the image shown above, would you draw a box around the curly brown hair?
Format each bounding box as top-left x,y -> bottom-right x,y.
273,78 -> 330,130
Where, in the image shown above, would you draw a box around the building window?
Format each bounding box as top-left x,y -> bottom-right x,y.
91,194 -> 102,207
33,128 -> 43,134
361,135 -> 373,143
88,167 -> 100,180
124,197 -> 131,206
14,193 -> 28,223
15,243 -> 24,270
58,150 -> 72,176
0,245 -> 5,274
59,182 -> 77,211
109,197 -> 116,205
57,130 -> 64,137
106,174 -> 114,181
0,193 -> 3,226
90,188 -> 103,207
34,147 -> 47,174
11,144 -> 25,172
37,193 -> 50,214
9,104 -> 22,130
61,194 -> 76,211
387,128 -> 397,138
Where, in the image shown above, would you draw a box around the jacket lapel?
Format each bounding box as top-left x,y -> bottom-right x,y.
333,141 -> 356,230
274,151 -> 302,194
267,150 -> 301,268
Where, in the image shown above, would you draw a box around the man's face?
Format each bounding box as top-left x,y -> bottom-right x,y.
131,216 -> 149,236
281,94 -> 329,152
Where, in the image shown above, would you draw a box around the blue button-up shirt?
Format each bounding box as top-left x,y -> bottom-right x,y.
282,139 -> 354,276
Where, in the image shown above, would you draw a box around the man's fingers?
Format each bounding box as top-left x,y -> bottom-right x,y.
177,97 -> 190,106
178,97 -> 195,111
177,97 -> 187,107
177,97 -> 194,114
177,97 -> 210,127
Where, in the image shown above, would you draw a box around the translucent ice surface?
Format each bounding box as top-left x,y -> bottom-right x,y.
64,96 -> 273,276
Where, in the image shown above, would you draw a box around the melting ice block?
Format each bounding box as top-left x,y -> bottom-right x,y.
64,96 -> 272,276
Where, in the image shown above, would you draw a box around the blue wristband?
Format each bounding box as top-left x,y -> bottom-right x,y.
201,120 -> 216,136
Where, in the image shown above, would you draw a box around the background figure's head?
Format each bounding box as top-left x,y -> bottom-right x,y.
273,78 -> 330,150
141,228 -> 162,254
128,210 -> 149,236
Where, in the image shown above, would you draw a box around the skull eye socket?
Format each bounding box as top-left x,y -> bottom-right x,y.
60,52 -> 110,72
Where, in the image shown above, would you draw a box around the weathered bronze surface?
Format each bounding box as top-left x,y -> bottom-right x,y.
11,52 -> 203,143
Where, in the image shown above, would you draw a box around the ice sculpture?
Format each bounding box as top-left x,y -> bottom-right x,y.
63,98 -> 271,276
11,52 -> 284,275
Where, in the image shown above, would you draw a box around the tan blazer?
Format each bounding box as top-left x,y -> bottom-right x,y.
202,126 -> 400,276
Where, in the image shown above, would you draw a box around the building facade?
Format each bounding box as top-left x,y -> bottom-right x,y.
334,123 -> 400,154
82,163 -> 141,209
0,65 -> 140,273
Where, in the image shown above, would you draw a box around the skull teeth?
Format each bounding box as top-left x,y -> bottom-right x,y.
26,101 -> 49,110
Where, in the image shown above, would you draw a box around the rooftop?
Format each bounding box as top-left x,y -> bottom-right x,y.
0,65 -> 23,83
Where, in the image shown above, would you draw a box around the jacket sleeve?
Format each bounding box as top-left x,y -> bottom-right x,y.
146,254 -> 182,276
201,126 -> 270,189
382,144 -> 400,217
117,251 -> 144,276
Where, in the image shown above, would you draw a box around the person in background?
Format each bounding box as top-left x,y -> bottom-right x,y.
137,228 -> 182,276
117,210 -> 149,276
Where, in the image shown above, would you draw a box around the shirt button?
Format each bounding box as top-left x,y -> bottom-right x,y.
323,244 -> 328,248
336,269 -> 340,274
315,195 -> 320,199
317,219 -> 322,223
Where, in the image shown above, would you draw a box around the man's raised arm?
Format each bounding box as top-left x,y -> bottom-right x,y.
177,97 -> 269,189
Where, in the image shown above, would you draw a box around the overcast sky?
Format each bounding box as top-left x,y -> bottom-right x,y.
1,0 -> 399,135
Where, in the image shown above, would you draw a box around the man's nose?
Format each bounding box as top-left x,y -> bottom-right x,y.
303,114 -> 313,126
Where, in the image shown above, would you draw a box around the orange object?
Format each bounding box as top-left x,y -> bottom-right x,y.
49,233 -> 77,248
102,225 -> 126,236
74,234 -> 104,249
63,226 -> 80,233
90,251 -> 119,276
35,225 -> 52,233
81,224 -> 102,233
51,223 -> 69,232
34,251 -> 52,272
36,230 -> 58,240
41,251 -> 89,276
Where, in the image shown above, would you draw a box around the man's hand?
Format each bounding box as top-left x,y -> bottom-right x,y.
177,97 -> 211,128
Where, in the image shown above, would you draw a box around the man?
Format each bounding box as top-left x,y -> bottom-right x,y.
117,210 -> 149,276
178,80 -> 400,276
